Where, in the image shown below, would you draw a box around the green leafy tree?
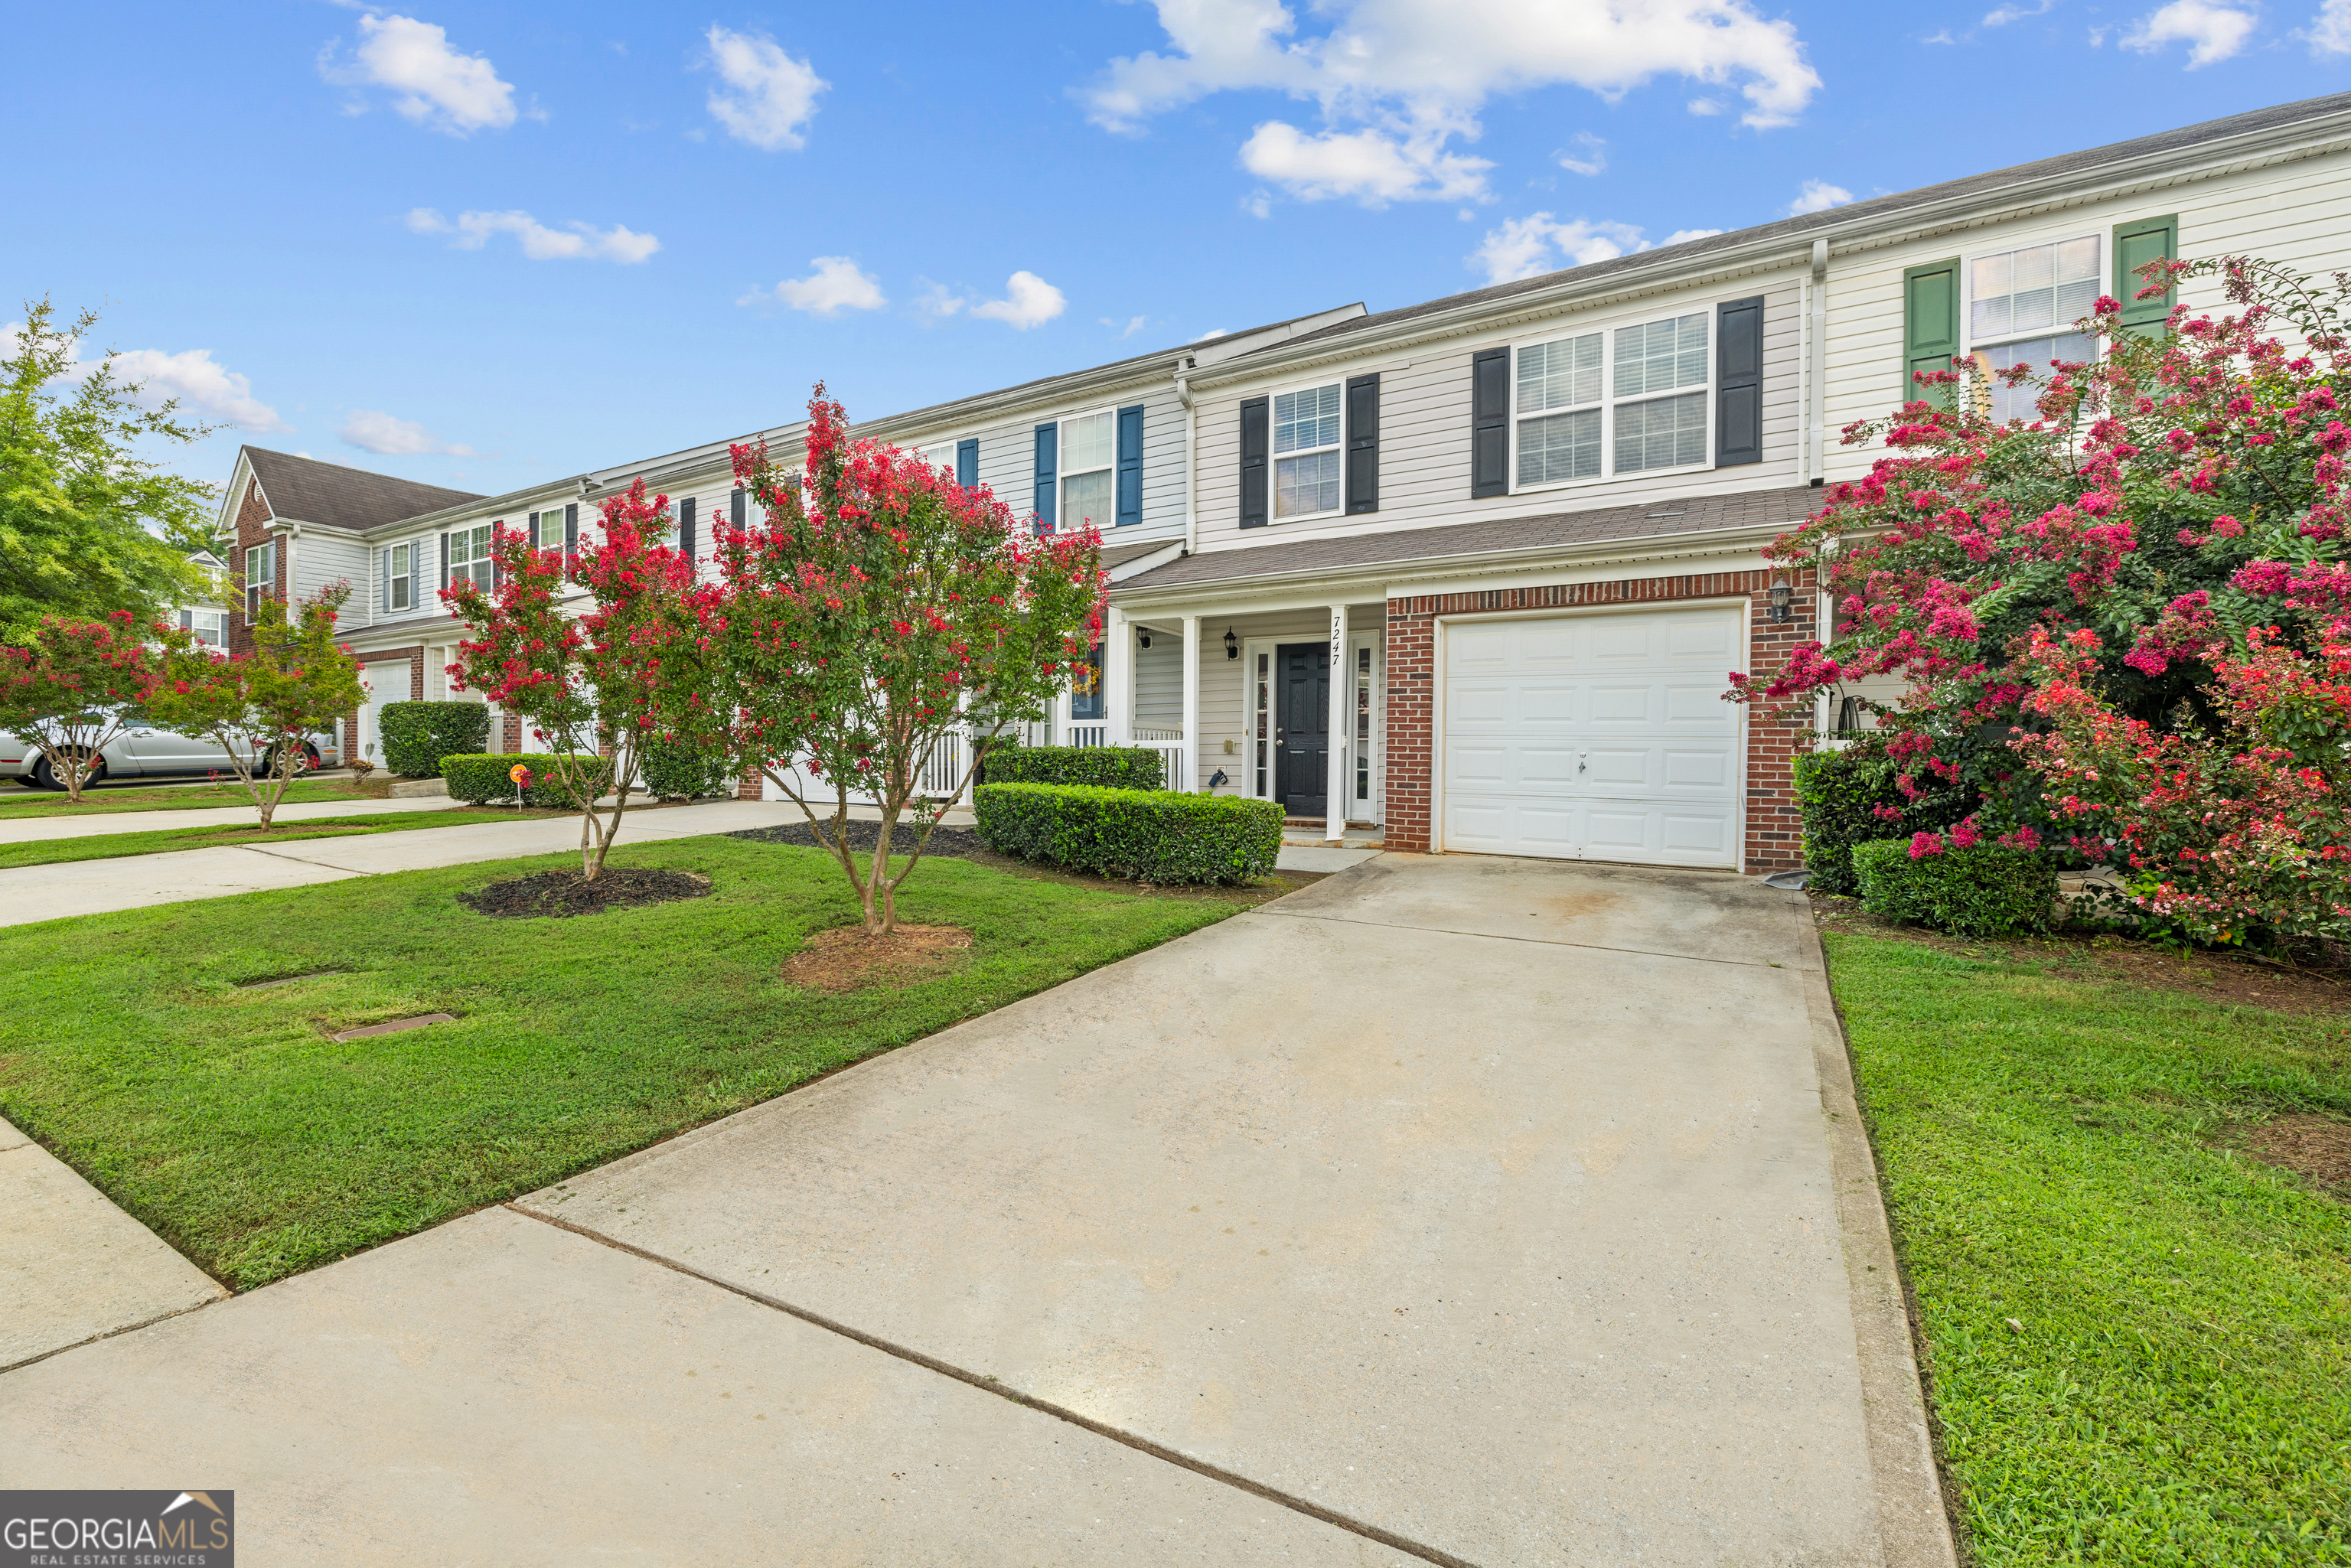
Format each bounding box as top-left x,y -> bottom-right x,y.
2,297 -> 222,641
706,385 -> 1106,935
0,611 -> 171,800
148,583 -> 364,828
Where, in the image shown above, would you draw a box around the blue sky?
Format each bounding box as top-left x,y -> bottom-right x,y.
9,0 -> 2346,506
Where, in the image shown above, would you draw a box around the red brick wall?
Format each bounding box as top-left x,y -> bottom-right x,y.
227,478 -> 276,658
1382,565 -> 1819,873
737,769 -> 764,801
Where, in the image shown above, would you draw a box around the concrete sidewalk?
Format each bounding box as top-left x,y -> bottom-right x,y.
0,794 -> 458,845
1,856 -> 1952,1566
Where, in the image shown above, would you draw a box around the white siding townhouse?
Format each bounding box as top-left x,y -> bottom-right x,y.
217,91 -> 2351,874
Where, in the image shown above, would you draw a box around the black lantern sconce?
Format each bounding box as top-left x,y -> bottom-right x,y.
1768,582 -> 1794,624
1223,626 -> 1239,659
1138,627 -> 1152,649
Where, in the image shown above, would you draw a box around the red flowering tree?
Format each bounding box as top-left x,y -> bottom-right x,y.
442,479 -> 703,881
0,611 -> 169,799
148,585 -> 364,828
1731,253 -> 2351,941
706,384 -> 1104,936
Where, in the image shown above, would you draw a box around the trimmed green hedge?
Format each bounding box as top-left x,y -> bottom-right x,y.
1793,741 -> 1973,895
974,783 -> 1281,884
980,744 -> 1166,791
640,735 -> 736,800
1854,838 -> 2059,939
442,753 -> 612,808
377,701 -> 489,778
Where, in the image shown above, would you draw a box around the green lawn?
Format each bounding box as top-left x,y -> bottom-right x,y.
1829,931 -> 2351,1566
0,779 -> 372,820
0,839 -> 1256,1289
0,807 -> 566,870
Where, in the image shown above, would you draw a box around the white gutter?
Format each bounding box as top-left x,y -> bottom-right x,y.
1807,237 -> 1829,483
1175,369 -> 1198,557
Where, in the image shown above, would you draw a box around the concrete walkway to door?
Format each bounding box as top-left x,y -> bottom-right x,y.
1,856 -> 1952,1566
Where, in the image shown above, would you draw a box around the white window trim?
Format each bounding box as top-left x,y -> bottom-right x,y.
919,435 -> 971,481
1262,377 -> 1347,526
1508,303 -> 1717,497
387,540 -> 416,613
1958,226 -> 2105,363
445,522 -> 495,592
1057,406 -> 1118,532
244,541 -> 276,618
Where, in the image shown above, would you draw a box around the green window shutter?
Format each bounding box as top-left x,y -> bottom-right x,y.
1901,259 -> 1961,409
2113,214 -> 2180,339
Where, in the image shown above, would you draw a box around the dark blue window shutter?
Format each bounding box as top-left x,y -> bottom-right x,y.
730,487 -> 746,532
1345,373 -> 1380,513
1115,404 -> 1143,528
563,503 -> 579,569
680,497 -> 696,562
1239,398 -> 1269,528
380,546 -> 390,614
1715,295 -> 1764,467
956,438 -> 978,489
439,533 -> 451,592
1471,349 -> 1509,498
1033,423 -> 1058,532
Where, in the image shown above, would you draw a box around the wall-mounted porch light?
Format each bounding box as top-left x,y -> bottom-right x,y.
1138,627 -> 1152,649
1768,582 -> 1794,624
1223,626 -> 1239,660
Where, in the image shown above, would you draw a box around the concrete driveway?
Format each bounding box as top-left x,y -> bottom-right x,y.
0,855 -> 1950,1566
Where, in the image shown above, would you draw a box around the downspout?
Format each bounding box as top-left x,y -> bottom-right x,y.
1808,238 -> 1830,484
281,522 -> 301,611
1175,365 -> 1197,556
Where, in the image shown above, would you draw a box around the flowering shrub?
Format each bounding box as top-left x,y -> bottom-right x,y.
702,384 -> 1105,935
0,611 -> 168,799
1732,252 -> 2351,944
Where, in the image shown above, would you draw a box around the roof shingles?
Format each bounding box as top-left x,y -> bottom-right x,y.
243,447 -> 486,533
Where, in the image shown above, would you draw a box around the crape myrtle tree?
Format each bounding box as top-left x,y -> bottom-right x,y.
0,611 -> 169,799
148,584 -> 365,828
702,384 -> 1105,937
1730,253 -> 2351,943
442,478 -> 703,881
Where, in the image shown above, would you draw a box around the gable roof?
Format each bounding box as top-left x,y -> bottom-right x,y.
241,447 -> 486,533
1276,90 -> 2351,356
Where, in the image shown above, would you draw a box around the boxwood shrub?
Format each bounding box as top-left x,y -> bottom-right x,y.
1792,739 -> 1971,895
974,783 -> 1282,884
640,735 -> 736,800
1853,838 -> 2059,939
377,701 -> 490,778
980,744 -> 1166,791
442,753 -> 611,808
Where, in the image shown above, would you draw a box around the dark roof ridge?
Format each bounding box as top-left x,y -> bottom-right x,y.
241,446 -> 487,534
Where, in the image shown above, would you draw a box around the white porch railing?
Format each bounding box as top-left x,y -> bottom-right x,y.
1067,722 -> 1108,748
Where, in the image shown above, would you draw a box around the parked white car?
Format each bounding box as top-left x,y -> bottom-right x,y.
0,719 -> 344,790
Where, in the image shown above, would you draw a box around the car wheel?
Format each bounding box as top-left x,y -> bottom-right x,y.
31,753 -> 104,791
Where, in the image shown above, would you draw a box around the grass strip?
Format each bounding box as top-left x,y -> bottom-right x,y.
0,838 -> 1250,1288
0,780 -> 370,820
1828,931 -> 2351,1566
0,807 -> 567,869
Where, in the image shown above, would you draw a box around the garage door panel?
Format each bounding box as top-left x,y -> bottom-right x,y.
1442,606 -> 1741,869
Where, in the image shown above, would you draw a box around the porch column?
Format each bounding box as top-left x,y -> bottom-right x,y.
1179,612 -> 1200,793
1105,604 -> 1131,746
1325,602 -> 1348,842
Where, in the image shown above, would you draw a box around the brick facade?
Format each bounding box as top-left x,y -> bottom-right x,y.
1381,564 -> 1820,873
227,478 -> 279,659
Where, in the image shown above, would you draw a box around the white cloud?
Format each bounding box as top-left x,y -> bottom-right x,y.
338,409 -> 473,456
2122,0 -> 2258,62
970,272 -> 1067,330
1472,214 -> 1650,283
2312,0 -> 2351,50
914,280 -> 967,320
1661,227 -> 1726,244
1788,178 -> 1854,215
1194,328 -> 1230,341
407,207 -> 660,263
704,24 -> 825,150
1084,0 -> 1817,210
1923,28 -> 1958,41
1984,0 -> 2056,21
1557,132 -> 1607,176
742,256 -> 885,315
3,324 -> 290,432
1238,121 -> 1492,205
1103,315 -> 1149,337
324,12 -> 517,135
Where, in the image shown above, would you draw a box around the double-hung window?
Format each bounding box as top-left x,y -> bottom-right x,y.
1512,310 -> 1710,488
386,542 -> 414,612
243,542 -> 275,620
445,523 -> 494,592
1060,412 -> 1116,530
1273,383 -> 1343,518
1967,236 -> 2100,422
178,608 -> 225,647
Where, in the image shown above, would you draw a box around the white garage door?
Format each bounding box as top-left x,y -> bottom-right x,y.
1442,605 -> 1743,868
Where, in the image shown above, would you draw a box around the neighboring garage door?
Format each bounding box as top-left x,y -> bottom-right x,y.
1442,605 -> 1743,868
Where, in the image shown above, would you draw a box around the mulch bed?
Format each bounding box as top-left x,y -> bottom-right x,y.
728,821 -> 984,859
2242,1113 -> 2351,1195
784,924 -> 973,993
458,868 -> 713,920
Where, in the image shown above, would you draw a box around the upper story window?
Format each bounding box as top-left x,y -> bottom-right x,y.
387,542 -> 414,612
445,523 -> 494,593
530,507 -> 566,553
243,542 -> 275,620
1968,236 -> 2099,422
1061,410 -> 1116,530
1513,310 -> 1710,489
179,608 -> 224,647
1274,383 -> 1343,517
